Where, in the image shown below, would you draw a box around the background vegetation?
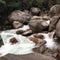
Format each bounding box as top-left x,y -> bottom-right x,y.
0,0 -> 60,25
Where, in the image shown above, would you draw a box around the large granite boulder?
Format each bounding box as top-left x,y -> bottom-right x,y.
55,20 -> 60,39
49,16 -> 60,31
0,53 -> 56,60
9,10 -> 31,23
8,10 -> 31,28
29,16 -> 49,33
49,5 -> 60,17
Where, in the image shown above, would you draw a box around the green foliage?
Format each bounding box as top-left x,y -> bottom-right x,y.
0,0 -> 6,4
56,6 -> 60,12
56,0 -> 60,4
48,0 -> 57,8
37,0 -> 47,3
37,0 -> 47,7
0,0 -> 59,26
0,0 -> 58,11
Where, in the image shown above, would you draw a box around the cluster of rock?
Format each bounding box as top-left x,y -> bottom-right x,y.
0,5 -> 60,59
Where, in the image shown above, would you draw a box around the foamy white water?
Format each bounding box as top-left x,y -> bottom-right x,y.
43,33 -> 57,49
0,25 -> 30,34
0,29 -> 58,57
38,32 -> 57,49
46,20 -> 50,25
0,32 -> 35,57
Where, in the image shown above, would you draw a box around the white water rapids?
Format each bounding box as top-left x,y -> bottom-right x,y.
0,25 -> 57,57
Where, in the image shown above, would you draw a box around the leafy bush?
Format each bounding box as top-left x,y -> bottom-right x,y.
56,5 -> 60,13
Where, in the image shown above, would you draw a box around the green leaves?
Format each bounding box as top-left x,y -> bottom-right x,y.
56,5 -> 60,12
0,0 -> 6,4
37,0 -> 47,3
7,2 -> 20,8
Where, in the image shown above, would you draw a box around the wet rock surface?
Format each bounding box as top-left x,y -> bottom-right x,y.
16,30 -> 24,34
22,30 -> 33,36
0,53 -> 56,60
33,41 -> 60,58
8,10 -> 31,29
49,16 -> 60,31
10,37 -> 18,44
34,34 -> 45,39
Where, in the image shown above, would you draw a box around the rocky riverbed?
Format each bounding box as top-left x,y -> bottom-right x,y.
0,5 -> 60,60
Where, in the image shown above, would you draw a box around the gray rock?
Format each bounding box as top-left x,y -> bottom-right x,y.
8,10 -> 31,23
13,21 -> 23,29
49,16 -> 60,31
30,7 -> 41,16
29,19 -> 49,33
24,10 -> 30,14
49,5 -> 60,17
55,19 -> 60,39
0,53 -> 56,60
42,15 -> 50,21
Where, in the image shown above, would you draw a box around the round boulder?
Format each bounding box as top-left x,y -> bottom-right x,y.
30,7 -> 41,16
29,19 -> 49,33
8,10 -> 31,23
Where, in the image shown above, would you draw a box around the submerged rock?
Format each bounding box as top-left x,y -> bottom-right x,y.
34,34 -> 45,39
10,37 -> 18,44
16,30 -> 24,34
